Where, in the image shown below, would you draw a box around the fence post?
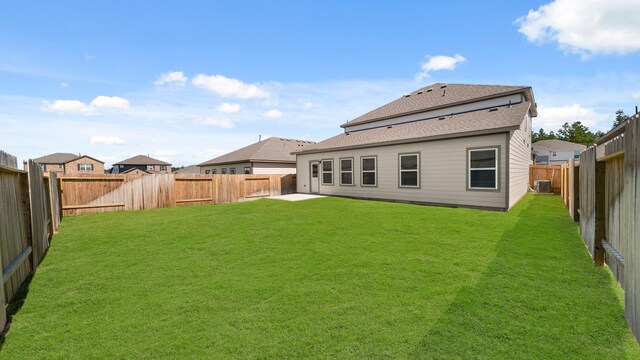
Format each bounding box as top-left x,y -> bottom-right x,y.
594,161 -> 606,266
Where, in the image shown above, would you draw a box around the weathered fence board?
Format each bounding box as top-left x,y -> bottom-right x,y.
28,160 -> 50,268
529,165 -> 562,193
624,119 -> 640,340
579,147 -> 597,257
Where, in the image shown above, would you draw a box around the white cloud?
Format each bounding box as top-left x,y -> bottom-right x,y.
196,117 -> 235,129
302,102 -> 313,109
197,148 -> 226,159
535,104 -> 610,132
633,92 -> 640,100
155,150 -> 178,156
192,74 -> 270,99
416,54 -> 466,80
60,82 -> 69,88
43,100 -> 94,115
84,54 -> 95,61
264,109 -> 282,118
154,71 -> 188,87
90,96 -> 130,109
515,0 -> 640,57
216,103 -> 240,113
90,136 -> 126,145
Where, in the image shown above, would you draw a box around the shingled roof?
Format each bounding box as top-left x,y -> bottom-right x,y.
199,137 -> 315,166
532,139 -> 587,152
114,155 -> 171,166
32,152 -> 80,164
342,83 -> 534,128
295,102 -> 531,154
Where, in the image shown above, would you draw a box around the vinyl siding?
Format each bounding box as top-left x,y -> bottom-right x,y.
296,133 -> 508,209
198,162 -> 296,175
508,113 -> 531,208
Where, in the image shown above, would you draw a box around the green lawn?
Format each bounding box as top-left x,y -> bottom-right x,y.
2,194 -> 639,359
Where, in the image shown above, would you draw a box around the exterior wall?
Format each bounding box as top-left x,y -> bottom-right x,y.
64,157 -> 105,175
508,113 -> 532,208
533,148 -> 579,164
296,133 -> 508,209
344,94 -> 524,132
43,163 -> 65,173
113,164 -> 170,173
198,162 -> 296,175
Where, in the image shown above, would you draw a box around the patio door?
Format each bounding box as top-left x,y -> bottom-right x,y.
310,161 -> 319,194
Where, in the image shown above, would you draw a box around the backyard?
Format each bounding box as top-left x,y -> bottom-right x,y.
1,194 -> 639,358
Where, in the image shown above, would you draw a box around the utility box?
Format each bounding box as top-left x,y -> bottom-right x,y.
535,180 -> 552,193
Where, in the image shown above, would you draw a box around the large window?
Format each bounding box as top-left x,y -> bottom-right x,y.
361,156 -> 377,186
77,164 -> 93,171
399,153 -> 419,188
321,159 -> 333,185
468,148 -> 498,190
340,158 -> 353,186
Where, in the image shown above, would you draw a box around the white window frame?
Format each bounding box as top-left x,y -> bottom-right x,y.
339,158 -> 354,186
147,165 -> 155,171
321,159 -> 333,185
160,165 -> 166,171
78,163 -> 93,171
244,166 -> 251,174
361,156 -> 377,187
398,153 -> 420,188
468,148 -> 498,190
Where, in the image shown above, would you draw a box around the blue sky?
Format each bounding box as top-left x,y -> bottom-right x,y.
2,0 -> 640,167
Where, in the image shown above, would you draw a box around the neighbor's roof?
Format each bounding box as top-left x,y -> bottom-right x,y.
114,155 -> 171,166
32,152 -> 104,164
532,139 -> 587,152
342,83 -> 535,128
173,165 -> 200,174
199,137 -> 315,166
296,102 -> 531,154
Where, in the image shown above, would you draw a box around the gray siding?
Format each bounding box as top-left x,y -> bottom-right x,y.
199,162 -> 296,175
296,133 -> 508,209
508,113 -> 532,208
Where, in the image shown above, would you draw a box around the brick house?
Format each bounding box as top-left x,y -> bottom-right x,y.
28,153 -> 105,174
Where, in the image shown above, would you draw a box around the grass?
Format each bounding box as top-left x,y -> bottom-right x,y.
1,194 -> 639,359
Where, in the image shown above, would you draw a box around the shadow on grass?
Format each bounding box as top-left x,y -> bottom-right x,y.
411,195 -> 638,359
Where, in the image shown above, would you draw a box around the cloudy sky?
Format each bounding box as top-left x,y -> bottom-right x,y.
1,0 -> 640,167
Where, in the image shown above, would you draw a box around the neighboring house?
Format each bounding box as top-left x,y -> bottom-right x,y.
173,165 -> 200,174
532,139 -> 586,165
28,152 -> 105,174
111,155 -> 171,174
294,83 -> 537,211
198,137 -> 315,175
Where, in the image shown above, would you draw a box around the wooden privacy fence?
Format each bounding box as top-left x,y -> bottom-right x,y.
0,151 -> 60,329
560,159 -> 579,221
529,165 -> 562,193
59,173 -> 297,215
573,114 -> 640,342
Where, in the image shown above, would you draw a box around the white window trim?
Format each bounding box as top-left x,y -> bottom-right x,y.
361,156 -> 377,187
468,148 -> 498,190
399,153 -> 420,188
339,158 -> 354,186
321,159 -> 333,185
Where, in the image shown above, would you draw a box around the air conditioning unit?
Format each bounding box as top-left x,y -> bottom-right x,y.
535,180 -> 552,193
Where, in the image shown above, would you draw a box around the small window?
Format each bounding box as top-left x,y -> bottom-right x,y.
574,150 -> 580,159
399,153 -> 419,188
205,170 -> 211,174
40,164 -> 46,171
321,160 -> 333,185
147,165 -> 154,170
229,168 -> 236,174
340,158 -> 353,186
77,164 -> 93,171
468,148 -> 498,190
58,164 -> 63,169
160,165 -> 166,171
244,167 -> 251,174
119,164 -> 124,168
221,168 -> 227,174
552,151 -> 557,157
361,156 -> 376,186
212,169 -> 217,174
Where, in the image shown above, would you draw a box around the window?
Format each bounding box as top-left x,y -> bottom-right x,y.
160,165 -> 166,171
212,169 -> 217,174
574,150 -> 580,159
229,168 -> 236,174
147,165 -> 155,170
361,156 -> 377,186
552,151 -> 557,157
205,170 -> 211,174
244,167 -> 251,174
321,159 -> 333,185
77,164 -> 93,171
40,164 -> 45,171
340,158 -> 353,186
221,168 -> 227,174
312,163 -> 318,178
58,164 -> 63,169
399,153 -> 419,188
468,148 -> 498,190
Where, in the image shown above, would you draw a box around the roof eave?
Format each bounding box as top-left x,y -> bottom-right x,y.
197,159 -> 296,167
294,126 -> 520,156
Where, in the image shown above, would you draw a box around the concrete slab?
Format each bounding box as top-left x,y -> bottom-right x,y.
269,193 -> 326,202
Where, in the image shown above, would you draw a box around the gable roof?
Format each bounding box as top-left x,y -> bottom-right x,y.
295,102 -> 531,154
173,165 -> 200,174
114,155 -> 171,166
33,152 -> 79,164
32,152 -> 105,164
198,137 -> 315,166
121,167 -> 151,174
532,139 -> 587,152
342,83 -> 535,128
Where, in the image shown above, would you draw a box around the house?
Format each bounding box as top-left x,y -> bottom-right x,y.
111,155 -> 171,174
173,165 -> 200,174
198,137 -> 315,175
28,152 -> 105,174
293,83 -> 537,211
532,139 -> 586,165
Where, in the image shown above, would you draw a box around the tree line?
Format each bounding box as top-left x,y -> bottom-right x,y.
532,109 -> 632,145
